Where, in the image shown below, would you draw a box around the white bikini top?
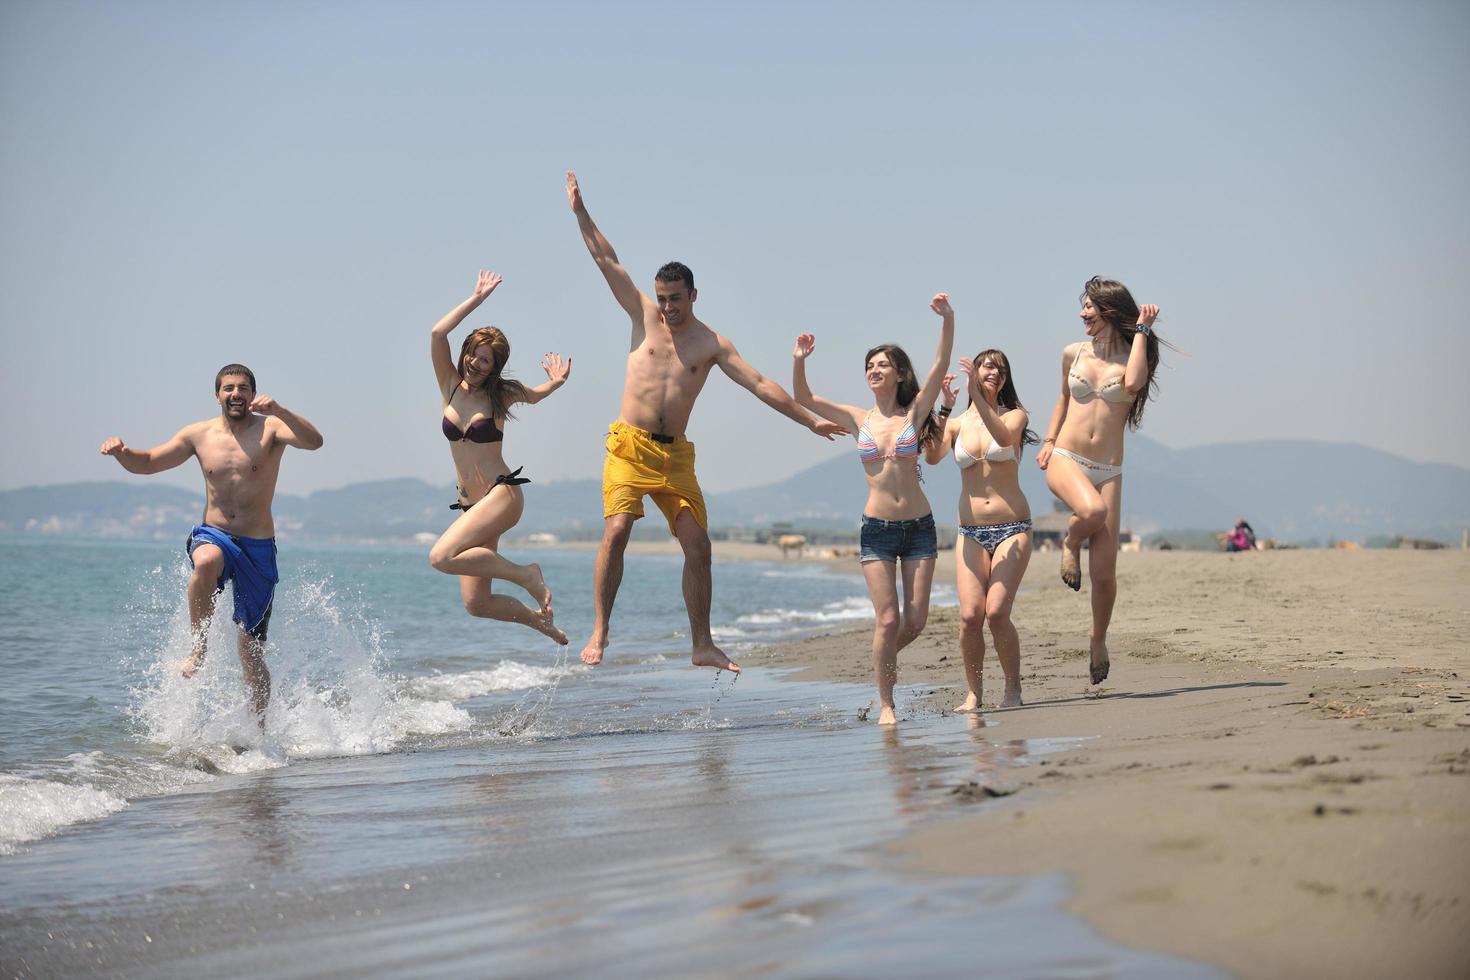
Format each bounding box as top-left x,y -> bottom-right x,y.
1068,344 -> 1132,404
952,417 -> 1017,469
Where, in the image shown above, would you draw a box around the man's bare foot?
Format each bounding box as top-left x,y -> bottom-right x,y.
522,563 -> 553,614
691,644 -> 741,673
999,687 -> 1024,708
877,705 -> 898,725
581,639 -> 605,666
531,609 -> 568,646
181,653 -> 203,679
1060,544 -> 1082,591
952,693 -> 980,713
1089,637 -> 1110,685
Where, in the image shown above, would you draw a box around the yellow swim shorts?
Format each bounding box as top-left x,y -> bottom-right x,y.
602,420 -> 708,533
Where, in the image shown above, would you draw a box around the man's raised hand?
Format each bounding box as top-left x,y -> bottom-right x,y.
566,171 -> 584,212
248,395 -> 279,416
811,419 -> 848,440
99,437 -> 127,456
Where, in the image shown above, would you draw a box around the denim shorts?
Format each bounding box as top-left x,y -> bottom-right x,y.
858,513 -> 938,564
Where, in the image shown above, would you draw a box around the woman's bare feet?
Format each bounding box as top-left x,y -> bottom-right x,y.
521,563 -> 553,614
530,609 -> 568,646
691,644 -> 740,672
877,705 -> 898,725
999,685 -> 1024,708
1089,637 -> 1110,684
580,640 -> 605,665
952,693 -> 980,713
1060,544 -> 1082,591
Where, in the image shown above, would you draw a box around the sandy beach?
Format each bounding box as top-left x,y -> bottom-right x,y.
751,548 -> 1470,978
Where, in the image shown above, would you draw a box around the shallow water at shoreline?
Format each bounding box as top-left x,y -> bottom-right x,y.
1,665 -> 1218,977
0,537 -> 1221,976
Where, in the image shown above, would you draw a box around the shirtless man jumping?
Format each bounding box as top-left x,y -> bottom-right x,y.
567,171 -> 844,672
100,364 -> 323,721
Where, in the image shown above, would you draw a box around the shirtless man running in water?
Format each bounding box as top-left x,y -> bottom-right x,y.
567,171 -> 844,672
100,364 -> 323,722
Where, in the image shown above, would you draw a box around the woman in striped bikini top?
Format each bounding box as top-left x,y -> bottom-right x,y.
790,292 -> 955,726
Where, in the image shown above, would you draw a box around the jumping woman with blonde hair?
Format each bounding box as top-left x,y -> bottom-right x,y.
793,294 -> 954,725
926,347 -> 1037,710
427,269 -> 572,645
1037,276 -> 1163,684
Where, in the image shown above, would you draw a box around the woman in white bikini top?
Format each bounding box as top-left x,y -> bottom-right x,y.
1035,276 -> 1165,688
925,348 -> 1038,711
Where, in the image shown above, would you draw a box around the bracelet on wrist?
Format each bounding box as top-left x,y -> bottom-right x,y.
1042,437 -> 1056,444
1135,322 -> 1152,336
936,406 -> 952,417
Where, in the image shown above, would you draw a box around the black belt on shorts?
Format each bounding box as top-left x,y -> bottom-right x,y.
649,432 -> 677,444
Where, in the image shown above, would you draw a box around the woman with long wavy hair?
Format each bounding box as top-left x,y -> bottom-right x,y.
427,269 -> 572,646
925,348 -> 1037,710
1036,276 -> 1162,684
792,294 -> 954,725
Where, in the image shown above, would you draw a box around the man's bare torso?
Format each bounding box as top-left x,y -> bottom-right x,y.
189,416 -> 285,538
618,311 -> 723,436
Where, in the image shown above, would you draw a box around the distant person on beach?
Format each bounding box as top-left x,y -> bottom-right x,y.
566,171 -> 845,672
1225,519 -> 1256,552
99,365 -> 323,722
425,269 -> 572,646
925,348 -> 1038,710
792,295 -> 955,724
1036,277 -> 1164,685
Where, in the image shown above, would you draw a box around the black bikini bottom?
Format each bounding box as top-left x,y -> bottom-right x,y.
450,467 -> 531,511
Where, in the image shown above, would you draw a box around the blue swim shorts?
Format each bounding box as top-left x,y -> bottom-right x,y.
185,524 -> 279,641
858,513 -> 938,565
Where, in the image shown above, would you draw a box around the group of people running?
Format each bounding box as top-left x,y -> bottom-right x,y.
100,171 -> 1164,727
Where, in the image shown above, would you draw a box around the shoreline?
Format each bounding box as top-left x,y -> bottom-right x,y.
753,550 -> 1470,978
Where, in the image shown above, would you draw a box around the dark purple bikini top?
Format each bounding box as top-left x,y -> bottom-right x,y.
442,386 -> 504,444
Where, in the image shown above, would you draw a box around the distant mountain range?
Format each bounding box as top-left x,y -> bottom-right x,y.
4,436 -> 1467,545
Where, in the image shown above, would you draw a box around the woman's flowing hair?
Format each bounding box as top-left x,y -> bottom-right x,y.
865,344 -> 943,449
1082,276 -> 1164,430
968,348 -> 1039,447
457,326 -> 528,421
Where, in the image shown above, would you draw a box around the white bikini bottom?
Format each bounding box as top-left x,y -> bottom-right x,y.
1052,447 -> 1122,488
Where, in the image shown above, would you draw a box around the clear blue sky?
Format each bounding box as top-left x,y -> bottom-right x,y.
3,0 -> 1466,496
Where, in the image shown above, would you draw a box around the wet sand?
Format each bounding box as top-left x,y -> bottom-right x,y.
755,549 -> 1470,979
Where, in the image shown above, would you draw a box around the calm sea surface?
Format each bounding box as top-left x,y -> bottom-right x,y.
0,536 -> 1216,977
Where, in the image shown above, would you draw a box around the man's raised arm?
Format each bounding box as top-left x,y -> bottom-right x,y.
716,337 -> 847,440
252,397 -> 325,451
99,427 -> 196,475
566,170 -> 646,320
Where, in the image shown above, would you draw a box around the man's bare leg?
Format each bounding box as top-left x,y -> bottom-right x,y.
182,544 -> 224,678
237,630 -> 270,728
673,510 -> 739,672
582,514 -> 635,665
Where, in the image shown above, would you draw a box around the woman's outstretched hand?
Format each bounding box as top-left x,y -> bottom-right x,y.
472,269 -> 502,303
793,333 -> 817,361
930,292 -> 953,317
541,352 -> 571,384
1137,303 -> 1159,328
939,374 -> 958,412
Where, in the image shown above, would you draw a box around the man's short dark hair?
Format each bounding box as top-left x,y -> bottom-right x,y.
655,261 -> 694,292
215,363 -> 257,392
